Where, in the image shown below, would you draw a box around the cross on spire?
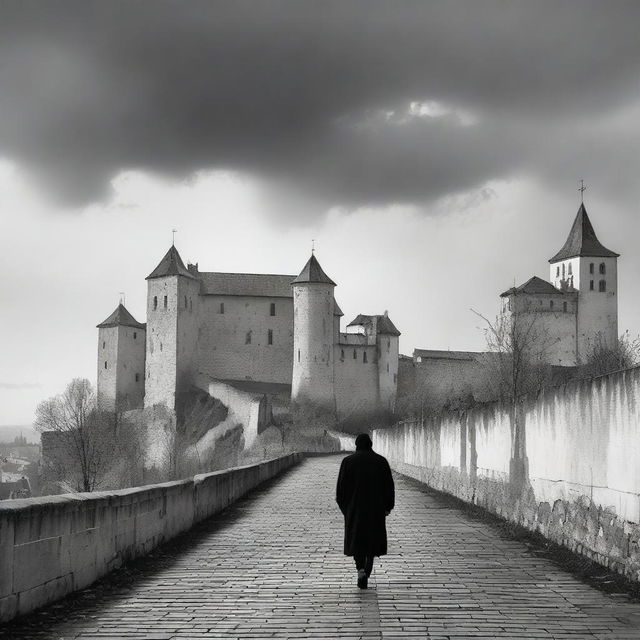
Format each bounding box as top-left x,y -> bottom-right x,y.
172,229 -> 177,246
578,179 -> 586,203
119,291 -> 126,306
311,239 -> 315,255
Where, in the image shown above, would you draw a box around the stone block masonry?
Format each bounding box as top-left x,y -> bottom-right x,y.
374,365 -> 640,582
0,453 -> 302,623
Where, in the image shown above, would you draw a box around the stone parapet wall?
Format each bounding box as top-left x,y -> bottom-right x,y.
374,366 -> 640,582
0,453 -> 303,623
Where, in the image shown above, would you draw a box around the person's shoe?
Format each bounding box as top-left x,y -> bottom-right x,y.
357,569 -> 368,589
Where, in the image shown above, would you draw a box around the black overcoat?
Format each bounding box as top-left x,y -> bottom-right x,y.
336,449 -> 395,557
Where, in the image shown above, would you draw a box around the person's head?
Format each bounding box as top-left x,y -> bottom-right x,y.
355,433 -> 373,451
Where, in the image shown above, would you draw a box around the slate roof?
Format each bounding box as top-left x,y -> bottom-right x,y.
413,349 -> 487,362
146,245 -> 198,280
199,272 -> 296,298
549,204 -> 619,262
97,304 -> 146,330
500,276 -> 566,298
347,314 -> 401,336
291,254 -> 336,286
334,300 -> 344,317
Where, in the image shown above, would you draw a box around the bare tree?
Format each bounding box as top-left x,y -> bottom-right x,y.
473,305 -> 554,403
35,378 -> 114,492
582,330 -> 640,378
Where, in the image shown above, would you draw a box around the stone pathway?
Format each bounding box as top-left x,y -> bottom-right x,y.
3,455 -> 640,639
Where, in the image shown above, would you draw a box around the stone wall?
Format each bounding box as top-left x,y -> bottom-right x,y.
334,344 -> 379,419
374,365 -> 640,581
0,453 -> 302,623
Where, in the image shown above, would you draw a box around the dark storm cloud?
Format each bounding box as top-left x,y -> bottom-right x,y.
1,0 -> 639,209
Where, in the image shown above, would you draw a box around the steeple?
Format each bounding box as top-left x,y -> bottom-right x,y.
97,303 -> 145,330
146,245 -> 197,280
549,203 -> 619,263
291,254 -> 336,286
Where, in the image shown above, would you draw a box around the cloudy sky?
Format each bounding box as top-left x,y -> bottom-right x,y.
2,0 -> 640,424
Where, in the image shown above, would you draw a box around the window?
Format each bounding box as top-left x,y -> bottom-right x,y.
599,280 -> 606,292
160,342 -> 163,351
135,373 -> 140,382
550,300 -> 554,310
341,349 -> 345,360
102,341 -> 105,349
599,262 -> 606,274
562,263 -> 566,278
219,302 -> 224,314
298,349 -> 300,362
353,349 -> 357,359
590,263 -> 594,274
163,295 -> 168,309
387,338 -> 390,352
133,332 -> 137,340
267,329 -> 273,345
556,266 -> 560,277
245,331 -> 252,345
590,280 -> 594,290
190,298 -> 193,311
104,361 -> 107,369
386,363 -> 389,372
185,295 -> 188,309
153,296 -> 158,310
363,351 -> 368,363
563,301 -> 567,312
270,302 -> 276,316
568,263 -> 572,275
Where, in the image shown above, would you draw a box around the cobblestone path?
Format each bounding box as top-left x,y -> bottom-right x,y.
4,455 -> 640,639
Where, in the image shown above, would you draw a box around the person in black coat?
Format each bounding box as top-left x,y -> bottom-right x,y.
336,433 -> 395,589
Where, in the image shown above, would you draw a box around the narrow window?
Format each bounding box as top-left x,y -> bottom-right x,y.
386,363 -> 389,372
353,349 -> 357,359
135,373 -> 140,382
363,351 -> 368,363
102,341 -> 105,349
599,262 -> 606,274
387,338 -> 390,351
599,280 -> 606,292
393,373 -> 397,383
219,302 -> 225,314
153,296 -> 158,310
163,295 -> 167,309
563,301 -> 567,312
590,263 -> 594,274
590,280 -> 594,290
341,349 -> 345,360
133,332 -> 137,340
556,266 -> 560,277
268,329 -> 273,345
160,342 -> 163,351
568,263 -> 572,275
550,300 -> 554,310
298,349 -> 300,362
104,361 -> 107,369
190,298 -> 193,311
270,302 -> 276,316
562,264 -> 566,278
245,331 -> 252,345
185,295 -> 188,309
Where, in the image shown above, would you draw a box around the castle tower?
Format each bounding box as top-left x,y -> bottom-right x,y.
97,303 -> 146,412
375,313 -> 401,412
549,203 -> 619,362
144,245 -> 201,409
291,254 -> 336,409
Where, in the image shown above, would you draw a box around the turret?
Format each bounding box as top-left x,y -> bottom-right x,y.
97,303 -> 146,412
291,254 -> 336,409
548,203 -> 619,361
144,245 -> 200,409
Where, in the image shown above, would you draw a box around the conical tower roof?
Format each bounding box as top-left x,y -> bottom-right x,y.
549,204 -> 619,263
97,303 -> 146,330
146,245 -> 197,280
291,254 -> 336,286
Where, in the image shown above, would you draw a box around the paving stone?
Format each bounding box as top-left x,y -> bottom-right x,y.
2,455 -> 640,639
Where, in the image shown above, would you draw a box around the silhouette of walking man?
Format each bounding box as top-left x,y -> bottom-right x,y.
336,433 -> 395,589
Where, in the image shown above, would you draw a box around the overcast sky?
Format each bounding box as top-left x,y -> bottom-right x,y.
2,0 -> 640,424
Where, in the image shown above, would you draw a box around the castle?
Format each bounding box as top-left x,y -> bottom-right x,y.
96,249 -> 400,419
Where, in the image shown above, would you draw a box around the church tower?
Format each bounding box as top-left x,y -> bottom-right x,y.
549,203 -> 619,362
291,254 -> 336,410
97,303 -> 146,412
144,245 -> 201,409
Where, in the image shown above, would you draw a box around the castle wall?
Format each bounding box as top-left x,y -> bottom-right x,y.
292,284 -> 335,407
334,344 -> 378,418
145,278 -> 179,408
97,327 -> 119,411
195,295 -> 293,387
377,335 -> 398,412
115,325 -> 145,410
